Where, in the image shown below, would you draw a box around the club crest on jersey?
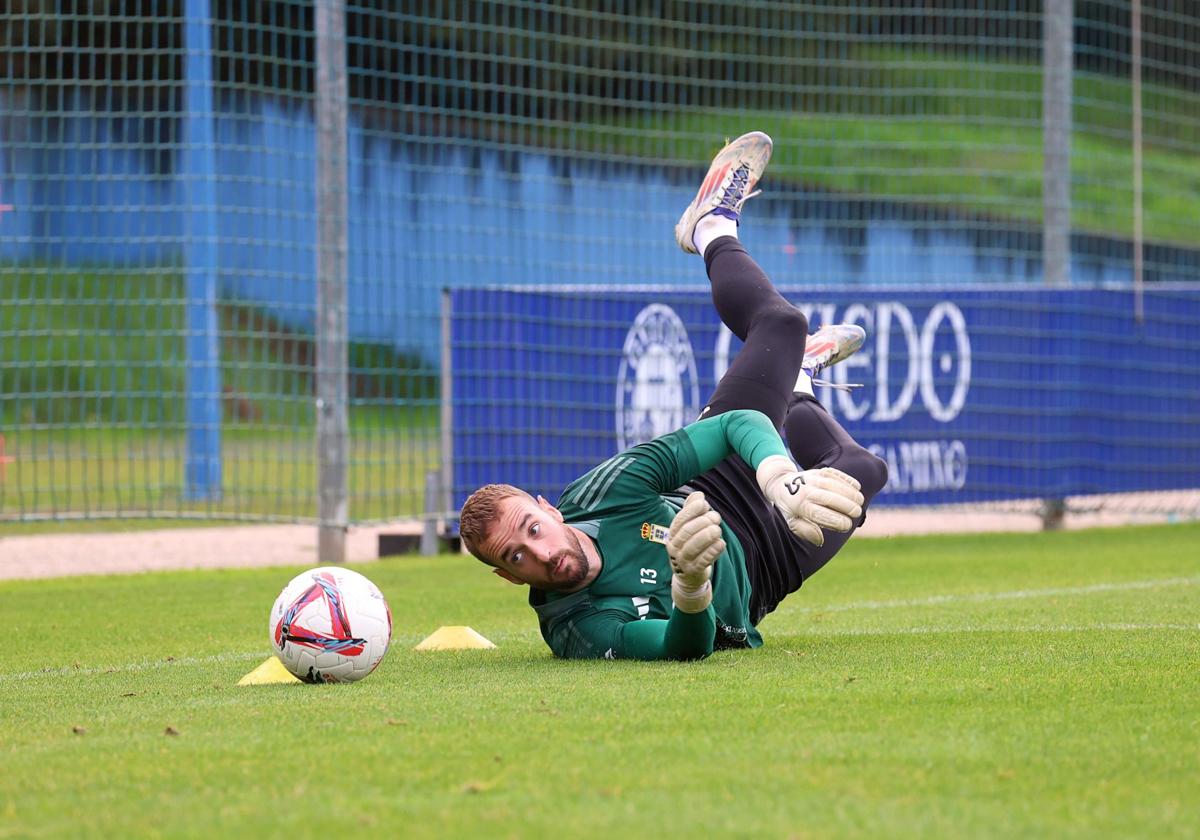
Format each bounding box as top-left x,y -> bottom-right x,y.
640,522 -> 669,544
616,304 -> 700,450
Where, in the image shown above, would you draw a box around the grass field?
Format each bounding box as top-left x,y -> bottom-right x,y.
2,524 -> 1196,838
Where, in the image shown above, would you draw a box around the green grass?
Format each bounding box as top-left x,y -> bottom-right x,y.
2,524 -> 1196,837
0,271 -> 436,429
582,48 -> 1200,246
0,416 -> 438,522
601,111 -> 1200,245
0,270 -> 440,520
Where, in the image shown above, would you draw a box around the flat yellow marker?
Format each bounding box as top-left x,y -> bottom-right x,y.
414,626 -> 496,651
237,656 -> 302,686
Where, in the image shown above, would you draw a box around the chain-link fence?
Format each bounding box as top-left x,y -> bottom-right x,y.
2,2 -> 1198,545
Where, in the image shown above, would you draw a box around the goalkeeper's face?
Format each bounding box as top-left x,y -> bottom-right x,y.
482,495 -> 591,592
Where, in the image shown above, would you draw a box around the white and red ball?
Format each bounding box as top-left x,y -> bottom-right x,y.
270,567 -> 392,683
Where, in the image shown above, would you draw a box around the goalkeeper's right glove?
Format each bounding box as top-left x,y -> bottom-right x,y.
666,491 -> 725,613
756,455 -> 864,547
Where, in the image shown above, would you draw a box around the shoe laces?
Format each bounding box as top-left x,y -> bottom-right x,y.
718,164 -> 761,213
804,361 -> 864,393
812,377 -> 863,393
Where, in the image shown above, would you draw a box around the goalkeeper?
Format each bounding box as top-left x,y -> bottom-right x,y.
458,131 -> 889,660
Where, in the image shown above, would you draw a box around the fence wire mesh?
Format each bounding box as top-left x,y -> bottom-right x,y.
1,2 -> 1197,526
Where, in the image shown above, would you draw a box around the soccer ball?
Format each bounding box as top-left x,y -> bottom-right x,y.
269,567 -> 392,684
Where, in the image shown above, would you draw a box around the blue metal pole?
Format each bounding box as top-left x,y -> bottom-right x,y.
183,0 -> 221,500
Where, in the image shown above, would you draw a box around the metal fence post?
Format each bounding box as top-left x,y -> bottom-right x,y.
1042,0 -> 1073,288
1132,0 -> 1145,324
421,470 -> 441,556
1041,0 -> 1073,529
183,0 -> 221,501
316,0 -> 349,563
441,289 -> 454,530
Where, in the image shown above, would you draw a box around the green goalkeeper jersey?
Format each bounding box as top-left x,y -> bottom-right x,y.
528,409 -> 792,661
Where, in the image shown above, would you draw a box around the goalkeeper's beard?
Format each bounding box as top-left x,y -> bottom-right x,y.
545,529 -> 589,591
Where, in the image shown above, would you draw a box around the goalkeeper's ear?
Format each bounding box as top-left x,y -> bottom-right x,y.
536,494 -> 564,522
493,568 -> 525,585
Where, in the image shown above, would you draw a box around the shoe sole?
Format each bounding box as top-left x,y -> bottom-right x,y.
803,324 -> 866,372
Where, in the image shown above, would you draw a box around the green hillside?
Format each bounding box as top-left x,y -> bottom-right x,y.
587,49 -> 1200,246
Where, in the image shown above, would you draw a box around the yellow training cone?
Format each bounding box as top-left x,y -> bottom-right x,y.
414,626 -> 496,651
237,656 -> 302,686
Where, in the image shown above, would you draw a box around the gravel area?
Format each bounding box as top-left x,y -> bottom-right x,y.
0,522 -> 421,581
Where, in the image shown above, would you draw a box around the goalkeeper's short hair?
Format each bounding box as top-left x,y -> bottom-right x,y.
459,483 -> 536,565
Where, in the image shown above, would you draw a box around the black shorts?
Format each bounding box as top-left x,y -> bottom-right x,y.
687,456 -> 817,625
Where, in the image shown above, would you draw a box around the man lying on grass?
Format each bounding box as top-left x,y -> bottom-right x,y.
458,132 -> 888,660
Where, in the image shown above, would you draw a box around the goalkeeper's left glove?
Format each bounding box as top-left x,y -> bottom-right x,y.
666,491 -> 725,613
756,455 -> 864,547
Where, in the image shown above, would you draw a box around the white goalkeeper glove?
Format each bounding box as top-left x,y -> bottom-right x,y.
666,491 -> 725,613
755,455 -> 865,547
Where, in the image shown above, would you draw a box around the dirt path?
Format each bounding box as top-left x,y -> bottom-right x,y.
0,522 -> 421,581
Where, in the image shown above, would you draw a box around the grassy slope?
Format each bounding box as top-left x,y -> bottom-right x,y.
1,524 -> 1196,838
0,271 -> 187,426
595,49 -> 1200,245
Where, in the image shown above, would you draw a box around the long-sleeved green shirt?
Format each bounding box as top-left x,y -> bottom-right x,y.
528,409 -> 791,660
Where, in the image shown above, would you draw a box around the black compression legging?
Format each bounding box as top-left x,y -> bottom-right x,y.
687,237 -> 888,613
698,235 -> 888,502
699,237 -> 807,429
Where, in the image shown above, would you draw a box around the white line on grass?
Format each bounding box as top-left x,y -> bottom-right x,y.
803,622 -> 1200,637
790,576 -> 1200,615
0,632 -> 541,684
4,579 -> 1196,683
0,651 -> 264,684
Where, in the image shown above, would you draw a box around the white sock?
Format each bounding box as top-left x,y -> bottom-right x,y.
693,213 -> 738,257
794,369 -> 814,398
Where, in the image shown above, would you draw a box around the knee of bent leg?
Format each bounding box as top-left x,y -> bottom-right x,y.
835,445 -> 889,501
754,305 -> 808,340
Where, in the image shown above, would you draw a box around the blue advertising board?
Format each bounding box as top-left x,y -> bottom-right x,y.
448,286 -> 1200,509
